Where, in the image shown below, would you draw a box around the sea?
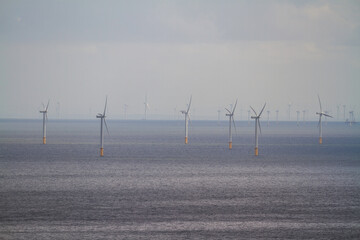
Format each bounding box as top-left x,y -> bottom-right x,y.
0,119 -> 359,239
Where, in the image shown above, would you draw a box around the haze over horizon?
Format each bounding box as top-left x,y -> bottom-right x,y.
1,0 -> 359,121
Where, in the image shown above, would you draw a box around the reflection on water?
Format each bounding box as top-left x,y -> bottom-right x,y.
1,120 -> 360,239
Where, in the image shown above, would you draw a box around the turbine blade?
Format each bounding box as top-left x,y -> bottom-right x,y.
324,113 -> 333,118
232,99 -> 238,115
259,103 -> 266,117
317,94 -> 322,112
42,102 -> 45,109
232,116 -> 237,133
45,112 -> 48,121
258,119 -> 262,134
104,119 -> 110,136
45,100 -> 50,111
103,96 -> 108,116
250,106 -> 257,115
187,95 -> 192,113
225,108 -> 231,114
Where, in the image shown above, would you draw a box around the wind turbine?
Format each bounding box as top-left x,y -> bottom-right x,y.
225,99 -> 237,149
39,100 -> 50,144
96,97 -> 109,157
250,103 -> 266,156
288,103 -> 292,121
217,109 -> 221,124
144,94 -> 149,120
181,95 -> 192,144
348,111 -> 355,126
316,95 -> 333,144
296,110 -> 300,126
302,110 -> 306,124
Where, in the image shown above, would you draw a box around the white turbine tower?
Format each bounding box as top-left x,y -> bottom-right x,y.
96,97 -> 109,157
288,103 -> 292,121
296,110 -> 300,126
316,95 -> 333,144
225,99 -> 237,150
39,100 -> 50,144
181,95 -> 192,144
144,94 -> 149,120
250,103 -> 266,156
349,111 -> 355,126
217,109 -> 221,124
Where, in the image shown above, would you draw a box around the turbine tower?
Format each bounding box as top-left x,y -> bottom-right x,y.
181,95 -> 192,144
349,111 -> 355,126
225,99 -> 237,150
217,109 -> 221,124
302,110 -> 306,124
296,110 -> 300,126
39,100 -> 49,144
96,97 -> 109,157
250,103 -> 266,156
316,95 -> 333,144
288,103 -> 292,121
276,110 -> 279,124
144,94 -> 149,120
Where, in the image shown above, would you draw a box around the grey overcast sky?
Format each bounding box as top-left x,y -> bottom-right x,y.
0,0 -> 359,120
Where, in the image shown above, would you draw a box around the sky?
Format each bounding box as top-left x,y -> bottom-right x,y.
0,0 -> 359,121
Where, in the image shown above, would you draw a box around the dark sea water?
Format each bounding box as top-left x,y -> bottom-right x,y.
1,119 -> 360,239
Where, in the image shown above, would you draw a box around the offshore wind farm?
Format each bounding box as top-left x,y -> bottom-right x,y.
1,0 -> 360,239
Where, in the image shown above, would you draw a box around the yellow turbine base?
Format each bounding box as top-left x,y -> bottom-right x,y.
185,137 -> 188,144
100,148 -> 104,157
319,137 -> 322,144
229,142 -> 232,149
255,147 -> 258,156
43,137 -> 46,144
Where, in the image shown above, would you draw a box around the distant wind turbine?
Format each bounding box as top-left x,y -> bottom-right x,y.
296,110 -> 300,126
288,103 -> 292,121
225,99 -> 237,150
39,100 -> 50,144
217,109 -> 221,124
181,95 -> 192,144
302,110 -> 306,124
144,94 -> 149,120
348,111 -> 355,126
251,103 -> 266,156
96,97 -> 109,156
316,95 -> 333,144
